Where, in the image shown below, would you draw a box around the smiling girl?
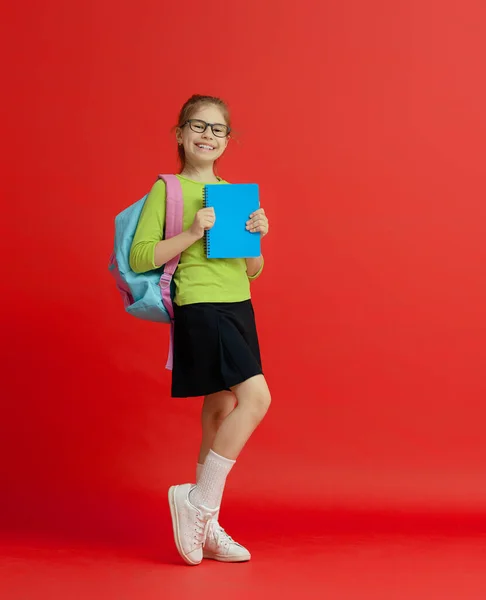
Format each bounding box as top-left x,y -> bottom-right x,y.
129,95 -> 271,566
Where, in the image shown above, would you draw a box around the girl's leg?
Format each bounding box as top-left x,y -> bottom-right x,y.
170,376 -> 270,565
212,374 -> 271,460
191,374 -> 271,509
198,391 -> 237,466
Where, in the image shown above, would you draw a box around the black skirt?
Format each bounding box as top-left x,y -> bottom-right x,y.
171,299 -> 263,398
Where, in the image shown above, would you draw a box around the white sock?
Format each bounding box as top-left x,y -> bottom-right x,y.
197,461 -> 222,521
189,449 -> 235,509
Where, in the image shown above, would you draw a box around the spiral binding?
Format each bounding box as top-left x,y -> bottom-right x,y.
203,186 -> 211,257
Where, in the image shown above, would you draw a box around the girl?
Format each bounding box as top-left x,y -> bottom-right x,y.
129,95 -> 271,566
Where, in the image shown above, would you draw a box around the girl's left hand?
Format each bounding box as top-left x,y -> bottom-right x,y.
246,208 -> 269,237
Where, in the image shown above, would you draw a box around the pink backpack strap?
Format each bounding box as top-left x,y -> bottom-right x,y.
157,174 -> 183,370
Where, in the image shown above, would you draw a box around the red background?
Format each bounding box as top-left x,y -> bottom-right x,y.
2,0 -> 486,597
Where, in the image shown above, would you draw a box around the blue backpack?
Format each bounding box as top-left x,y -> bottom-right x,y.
108,174 -> 183,369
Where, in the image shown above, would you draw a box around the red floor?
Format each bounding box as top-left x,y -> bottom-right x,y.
3,507 -> 486,600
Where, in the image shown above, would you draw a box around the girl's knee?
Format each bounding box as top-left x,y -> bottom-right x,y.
230,374 -> 271,422
240,381 -> 271,423
255,388 -> 271,416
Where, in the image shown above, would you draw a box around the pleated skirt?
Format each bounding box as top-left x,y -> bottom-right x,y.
171,299 -> 263,398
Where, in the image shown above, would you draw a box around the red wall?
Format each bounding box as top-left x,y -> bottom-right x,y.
2,0 -> 486,541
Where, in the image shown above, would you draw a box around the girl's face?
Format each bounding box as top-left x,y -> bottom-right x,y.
176,104 -> 230,168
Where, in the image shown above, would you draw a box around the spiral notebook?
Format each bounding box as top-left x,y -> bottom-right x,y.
203,183 -> 261,259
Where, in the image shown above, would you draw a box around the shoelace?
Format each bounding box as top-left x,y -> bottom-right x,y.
207,520 -> 234,549
194,507 -> 218,546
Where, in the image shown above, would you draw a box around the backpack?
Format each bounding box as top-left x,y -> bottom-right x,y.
108,174 -> 183,370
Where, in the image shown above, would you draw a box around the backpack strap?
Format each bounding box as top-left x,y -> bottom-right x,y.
157,174 -> 183,370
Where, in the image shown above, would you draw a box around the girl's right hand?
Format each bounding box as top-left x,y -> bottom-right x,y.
189,207 -> 216,239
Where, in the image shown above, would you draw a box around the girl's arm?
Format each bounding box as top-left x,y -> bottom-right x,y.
129,180 -> 168,273
130,180 -> 214,273
245,207 -> 268,279
152,230 -> 200,268
246,255 -> 264,279
130,179 -> 198,273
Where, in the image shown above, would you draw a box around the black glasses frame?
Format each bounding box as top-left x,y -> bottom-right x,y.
182,119 -> 231,138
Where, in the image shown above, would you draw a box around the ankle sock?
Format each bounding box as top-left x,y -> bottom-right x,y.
196,462 -> 204,484
189,449 -> 235,509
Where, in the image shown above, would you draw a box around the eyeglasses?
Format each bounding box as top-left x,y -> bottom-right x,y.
182,119 -> 231,138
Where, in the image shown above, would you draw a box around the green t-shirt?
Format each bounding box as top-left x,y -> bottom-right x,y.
129,175 -> 263,306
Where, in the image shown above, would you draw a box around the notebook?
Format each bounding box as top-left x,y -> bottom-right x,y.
203,183 -> 261,259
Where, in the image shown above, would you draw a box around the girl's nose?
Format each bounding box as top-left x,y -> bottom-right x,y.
202,126 -> 214,139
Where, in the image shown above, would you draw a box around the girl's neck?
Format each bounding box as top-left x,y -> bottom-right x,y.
179,163 -> 219,183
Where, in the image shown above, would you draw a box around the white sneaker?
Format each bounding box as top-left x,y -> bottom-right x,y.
168,484 -> 219,566
203,519 -> 251,562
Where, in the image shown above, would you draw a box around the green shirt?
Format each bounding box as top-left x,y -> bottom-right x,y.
129,175 -> 263,306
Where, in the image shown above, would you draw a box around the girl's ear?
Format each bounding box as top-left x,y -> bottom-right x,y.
176,127 -> 183,145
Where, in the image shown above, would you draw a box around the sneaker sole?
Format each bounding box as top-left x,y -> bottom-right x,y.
168,485 -> 201,566
203,551 -> 251,563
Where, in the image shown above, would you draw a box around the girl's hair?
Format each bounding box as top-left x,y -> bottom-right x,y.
176,94 -> 231,170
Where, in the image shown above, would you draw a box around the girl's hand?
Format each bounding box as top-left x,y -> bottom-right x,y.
246,208 -> 269,237
189,207 -> 216,239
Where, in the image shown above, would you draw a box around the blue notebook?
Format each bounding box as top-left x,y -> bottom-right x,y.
203,183 -> 261,259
